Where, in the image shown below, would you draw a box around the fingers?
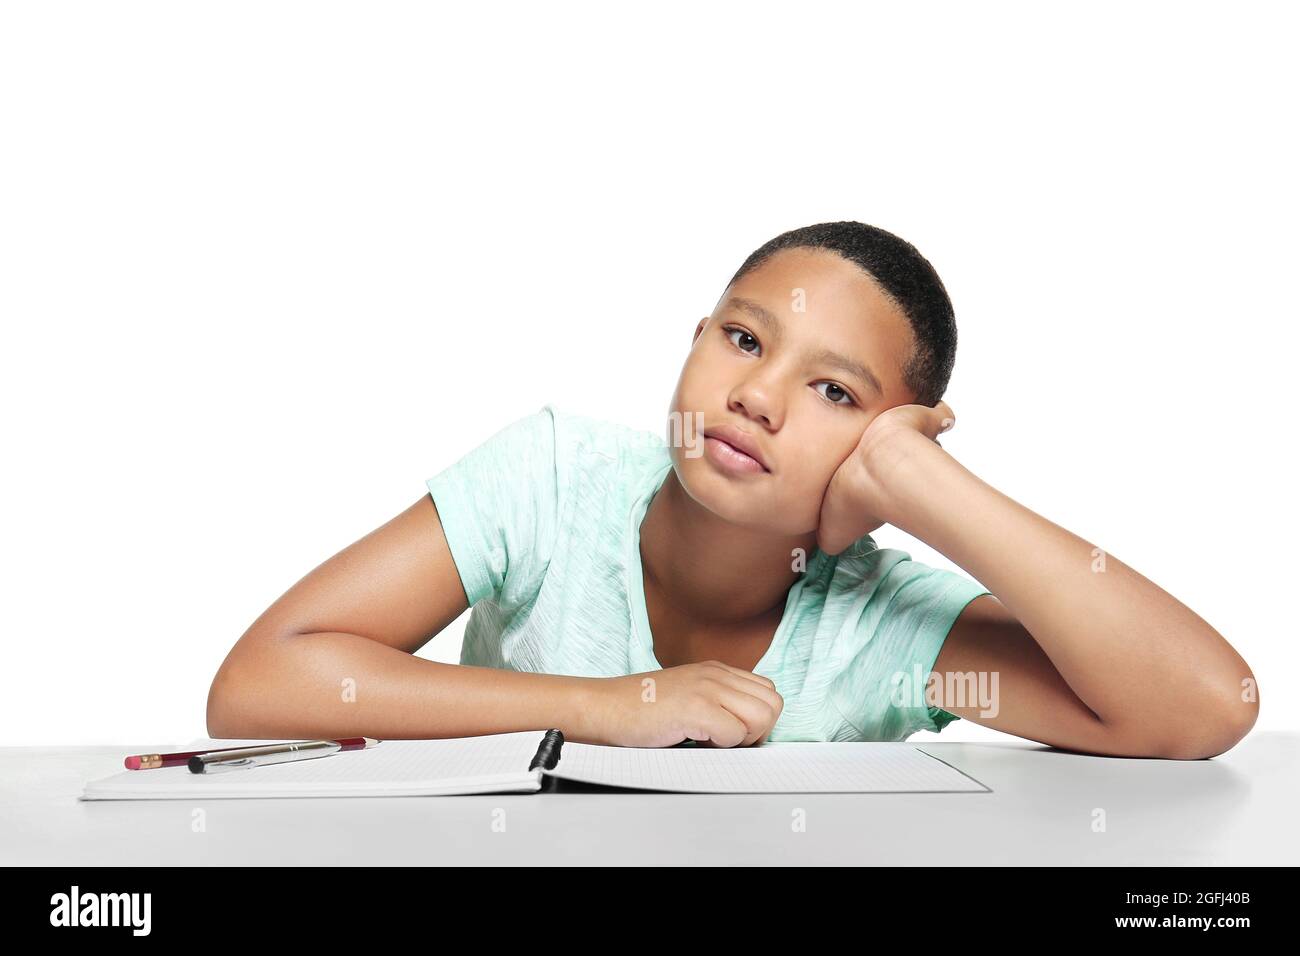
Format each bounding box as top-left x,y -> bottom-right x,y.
932,398 -> 956,442
708,670 -> 784,722
686,706 -> 750,748
692,665 -> 784,747
709,687 -> 780,747
703,660 -> 780,696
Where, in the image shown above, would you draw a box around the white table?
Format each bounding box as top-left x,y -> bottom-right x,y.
2,732 -> 1295,865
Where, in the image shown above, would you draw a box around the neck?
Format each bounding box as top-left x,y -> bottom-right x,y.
638,468 -> 819,626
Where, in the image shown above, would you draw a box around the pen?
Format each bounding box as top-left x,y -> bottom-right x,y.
188,737 -> 381,774
125,737 -> 378,770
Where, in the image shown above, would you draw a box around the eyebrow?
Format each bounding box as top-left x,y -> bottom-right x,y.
724,296 -> 885,398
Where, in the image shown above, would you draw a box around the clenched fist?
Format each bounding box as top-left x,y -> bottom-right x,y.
590,661 -> 784,748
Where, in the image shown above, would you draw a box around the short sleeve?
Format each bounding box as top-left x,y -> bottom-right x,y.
424,405 -> 563,610
831,555 -> 991,739
884,561 -> 990,735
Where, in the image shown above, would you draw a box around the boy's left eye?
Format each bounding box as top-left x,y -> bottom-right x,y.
722,325 -> 856,409
814,382 -> 854,406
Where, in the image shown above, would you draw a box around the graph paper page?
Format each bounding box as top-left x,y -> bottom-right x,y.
549,741 -> 989,793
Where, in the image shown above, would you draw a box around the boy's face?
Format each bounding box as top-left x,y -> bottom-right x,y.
667,246 -> 918,541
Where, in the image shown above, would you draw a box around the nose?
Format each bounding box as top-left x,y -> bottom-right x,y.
727,381 -> 780,431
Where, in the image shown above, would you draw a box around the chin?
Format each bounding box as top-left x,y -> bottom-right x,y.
677,454 -> 799,528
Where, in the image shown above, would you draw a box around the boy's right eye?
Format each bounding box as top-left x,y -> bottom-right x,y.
723,325 -> 760,355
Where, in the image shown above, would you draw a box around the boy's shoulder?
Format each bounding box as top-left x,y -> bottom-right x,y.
539,403 -> 668,465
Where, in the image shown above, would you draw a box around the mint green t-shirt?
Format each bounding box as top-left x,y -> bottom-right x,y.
425,403 -> 991,743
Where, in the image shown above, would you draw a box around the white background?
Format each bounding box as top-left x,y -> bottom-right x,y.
1,1 -> 1294,745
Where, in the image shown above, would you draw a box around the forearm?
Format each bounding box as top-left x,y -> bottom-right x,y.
870,431 -> 1256,736
207,631 -> 608,743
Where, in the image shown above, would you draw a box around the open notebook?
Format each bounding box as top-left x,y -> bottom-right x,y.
80,730 -> 990,799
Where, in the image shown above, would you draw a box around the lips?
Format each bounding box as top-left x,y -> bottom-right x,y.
702,424 -> 771,472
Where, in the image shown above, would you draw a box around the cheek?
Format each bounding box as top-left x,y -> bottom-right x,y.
668,370 -> 708,418
782,420 -> 851,485
776,460 -> 835,517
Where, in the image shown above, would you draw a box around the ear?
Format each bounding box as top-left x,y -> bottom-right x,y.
692,317 -> 709,345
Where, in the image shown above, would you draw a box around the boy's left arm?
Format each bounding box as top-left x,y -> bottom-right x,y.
829,420 -> 1258,760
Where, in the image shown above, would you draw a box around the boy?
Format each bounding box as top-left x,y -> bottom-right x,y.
206,221 -> 1257,758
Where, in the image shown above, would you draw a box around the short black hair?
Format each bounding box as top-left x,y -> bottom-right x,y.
721,220 -> 958,408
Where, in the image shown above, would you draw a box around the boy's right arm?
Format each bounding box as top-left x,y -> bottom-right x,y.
206,494 -> 784,746
205,494 -> 611,743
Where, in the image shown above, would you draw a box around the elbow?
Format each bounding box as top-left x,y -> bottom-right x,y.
1144,663 -> 1260,760
205,654 -> 262,739
1151,699 -> 1258,760
206,631 -> 313,739
205,669 -> 239,739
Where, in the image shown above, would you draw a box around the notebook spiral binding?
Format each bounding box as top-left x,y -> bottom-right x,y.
528,729 -> 564,772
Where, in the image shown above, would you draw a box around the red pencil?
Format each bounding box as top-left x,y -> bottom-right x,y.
124,737 -> 380,770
